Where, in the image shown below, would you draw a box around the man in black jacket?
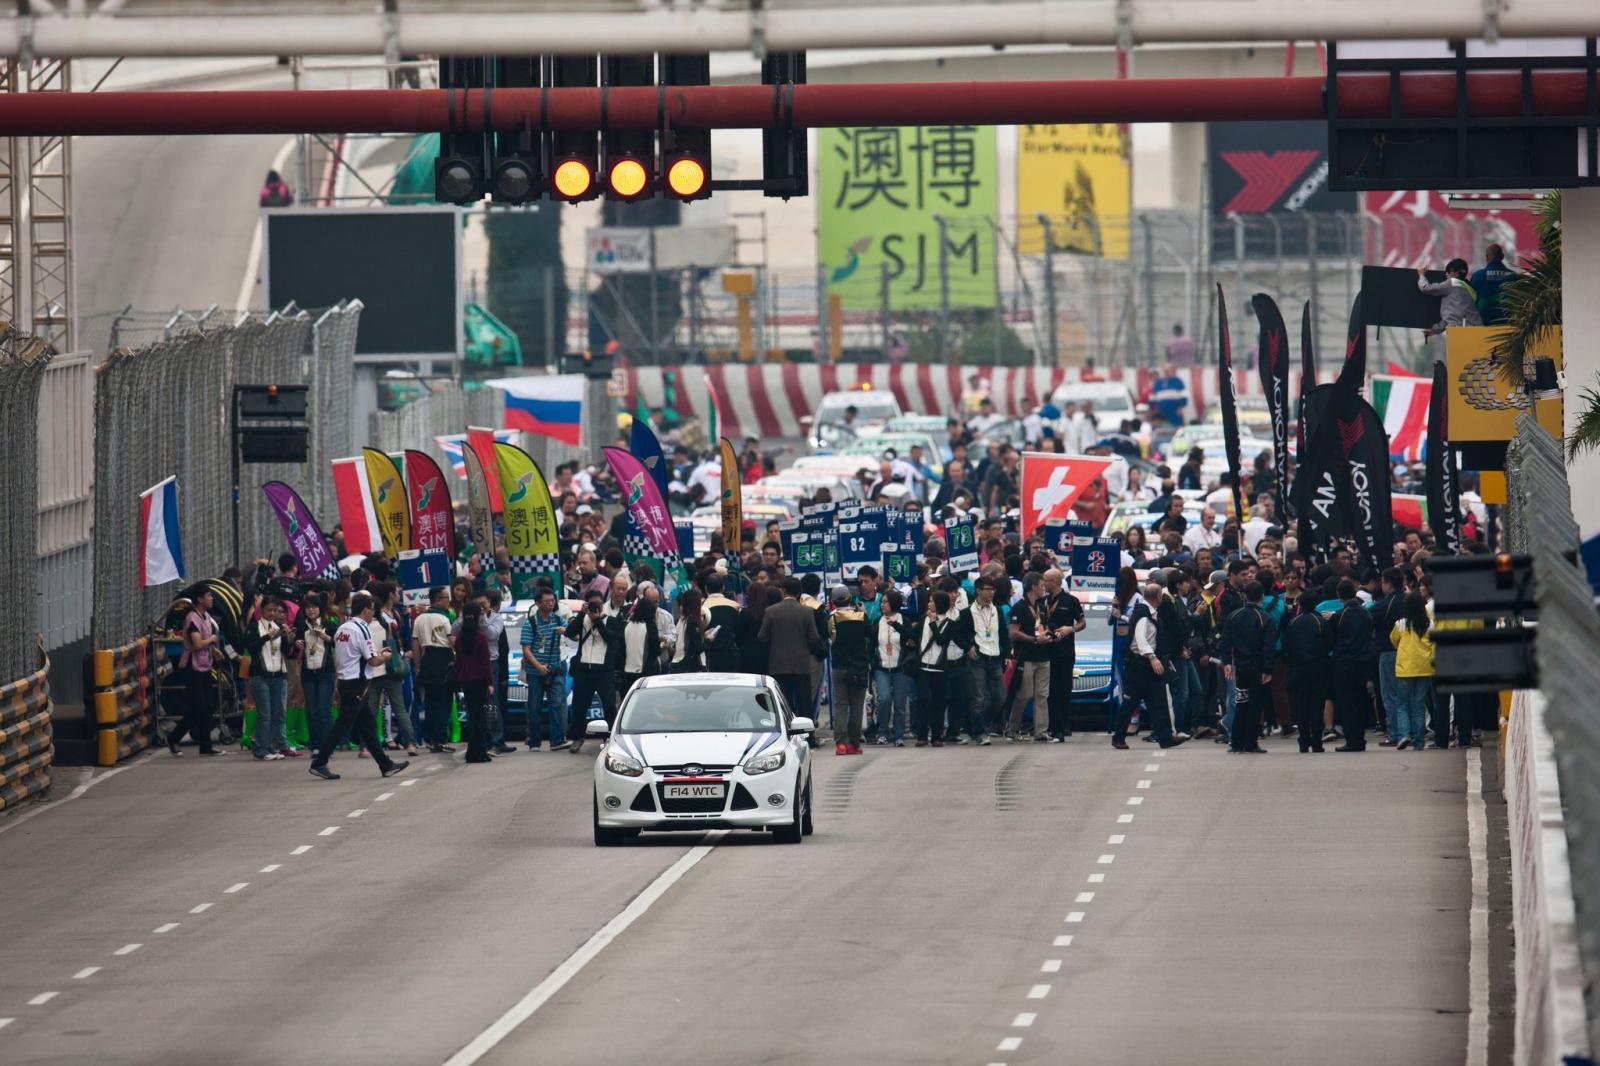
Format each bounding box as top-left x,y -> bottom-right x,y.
1284,593 -> 1332,752
930,458 -> 978,512
565,589 -> 619,747
1219,580 -> 1276,754
760,578 -> 828,721
963,576 -> 1008,741
1370,568 -> 1407,745
826,586 -> 874,754
1039,568 -> 1086,739
1156,573 -> 1195,736
1114,582 -> 1183,750
701,572 -> 744,673
1329,578 -> 1375,751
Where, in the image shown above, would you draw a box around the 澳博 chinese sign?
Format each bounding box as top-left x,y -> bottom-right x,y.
817,125 -> 997,311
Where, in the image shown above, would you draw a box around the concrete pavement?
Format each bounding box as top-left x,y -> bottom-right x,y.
0,736 -> 1471,1065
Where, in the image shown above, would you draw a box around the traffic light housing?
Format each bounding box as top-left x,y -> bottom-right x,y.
603,55 -> 656,202
549,55 -> 600,202
761,51 -> 808,199
436,55 -> 490,204
660,53 -> 711,201
489,56 -> 543,204
1425,553 -> 1538,693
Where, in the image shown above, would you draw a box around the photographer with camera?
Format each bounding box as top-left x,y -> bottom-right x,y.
244,596 -> 296,760
308,591 -> 409,781
565,588 -> 619,752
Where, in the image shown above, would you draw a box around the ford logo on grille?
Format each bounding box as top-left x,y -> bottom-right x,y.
684,764 -> 704,776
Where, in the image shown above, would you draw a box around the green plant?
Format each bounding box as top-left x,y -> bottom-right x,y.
1569,379 -> 1600,460
1488,191 -> 1562,388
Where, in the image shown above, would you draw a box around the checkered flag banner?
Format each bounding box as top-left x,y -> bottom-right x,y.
508,553 -> 561,601
623,530 -> 654,560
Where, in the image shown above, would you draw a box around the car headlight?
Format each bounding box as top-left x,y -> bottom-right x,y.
743,749 -> 786,776
604,749 -> 644,778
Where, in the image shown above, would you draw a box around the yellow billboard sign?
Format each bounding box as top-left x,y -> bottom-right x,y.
1017,124 -> 1130,258
1445,326 -> 1563,442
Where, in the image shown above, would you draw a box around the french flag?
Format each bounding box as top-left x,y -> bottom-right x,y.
139,476 -> 185,588
489,375 -> 585,447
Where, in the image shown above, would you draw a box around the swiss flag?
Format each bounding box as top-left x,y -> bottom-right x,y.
1019,453 -> 1115,537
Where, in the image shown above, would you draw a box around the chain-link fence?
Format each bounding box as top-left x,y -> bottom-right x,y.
369,380 -> 504,468
1503,412 -> 1600,1056
307,301 -> 362,520
0,332 -> 55,683
92,312 -> 312,650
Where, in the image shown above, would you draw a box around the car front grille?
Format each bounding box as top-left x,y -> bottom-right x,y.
660,793 -> 728,814
629,786 -> 658,813
650,764 -> 735,775
1073,673 -> 1109,693
731,783 -> 758,811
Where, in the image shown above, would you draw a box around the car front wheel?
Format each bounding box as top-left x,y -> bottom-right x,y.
772,780 -> 805,845
801,775 -> 814,836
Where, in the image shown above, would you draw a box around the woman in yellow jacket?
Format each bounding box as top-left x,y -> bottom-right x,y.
1388,592 -> 1435,751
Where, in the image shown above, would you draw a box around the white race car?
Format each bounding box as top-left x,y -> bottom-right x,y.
589,674 -> 815,846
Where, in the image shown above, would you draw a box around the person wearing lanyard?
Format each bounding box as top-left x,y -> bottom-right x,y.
565,589 -> 619,749
1039,568 -> 1086,739
309,591 -> 408,781
520,587 -> 568,752
965,576 -> 1010,740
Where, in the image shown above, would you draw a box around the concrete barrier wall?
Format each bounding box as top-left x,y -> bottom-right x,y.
88,637 -> 168,768
1505,689 -> 1592,1066
0,659 -> 52,811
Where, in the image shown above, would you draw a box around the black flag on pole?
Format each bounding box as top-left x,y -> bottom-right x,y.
1251,293 -> 1291,525
1425,359 -> 1462,555
1292,382 -> 1395,573
1217,285 -> 1244,522
1337,292 -> 1366,395
1296,301 -> 1317,555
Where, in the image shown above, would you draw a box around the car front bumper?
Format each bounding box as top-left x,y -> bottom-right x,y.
595,770 -> 797,831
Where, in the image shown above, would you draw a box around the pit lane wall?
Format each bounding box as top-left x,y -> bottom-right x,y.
624,363 -> 1303,441
89,637 -> 168,767
0,658 -> 53,812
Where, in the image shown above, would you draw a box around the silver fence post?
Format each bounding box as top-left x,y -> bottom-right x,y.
935,213 -> 950,364
1037,213 -> 1057,367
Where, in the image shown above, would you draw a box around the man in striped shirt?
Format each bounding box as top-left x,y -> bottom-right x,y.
519,588 -> 568,752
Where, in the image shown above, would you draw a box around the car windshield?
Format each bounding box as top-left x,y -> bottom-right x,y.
617,685 -> 782,733
818,394 -> 899,423
1092,392 -> 1131,411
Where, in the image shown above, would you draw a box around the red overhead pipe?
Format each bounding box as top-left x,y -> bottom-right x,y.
0,72 -> 1589,136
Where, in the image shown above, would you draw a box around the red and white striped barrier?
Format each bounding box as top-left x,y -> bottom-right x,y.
625,363 -> 1304,441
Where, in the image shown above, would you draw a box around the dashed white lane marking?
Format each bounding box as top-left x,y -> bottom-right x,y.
153,923 -> 178,934
260,864 -> 281,874
71,967 -> 100,980
225,882 -> 249,894
1088,873 -> 1105,883
189,903 -> 212,914
1026,984 -> 1051,1000
1108,834 -> 1126,844
442,832 -> 726,1066
319,826 -> 340,836
1153,750 -> 1167,757
400,779 -> 418,787
1117,813 -> 1135,823
997,1037 -> 1023,1052
291,845 -> 314,856
113,944 -> 141,956
1065,912 -> 1085,923
426,764 -> 443,773
1053,935 -> 1074,947
1041,960 -> 1062,973
1126,797 -> 1144,806
1097,854 -> 1116,864
375,792 -> 394,802
0,1018 -> 12,1030
1136,779 -> 1152,789
1075,892 -> 1095,903
1145,763 -> 1161,771
348,809 -> 366,819
1011,1012 -> 1036,1028
27,993 -> 57,1006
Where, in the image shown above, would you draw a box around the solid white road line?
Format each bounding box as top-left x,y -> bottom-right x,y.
1466,753 -> 1489,1066
1041,959 -> 1062,973
1117,813 -> 1134,823
1088,873 -> 1105,883
442,834 -> 726,1066
113,944 -> 141,956
260,864 -> 281,874
1011,1012 -> 1036,1027
291,845 -> 313,856
72,967 -> 100,980
1026,984 -> 1051,1000
1065,912 -> 1085,923
1053,935 -> 1074,947
1075,892 -> 1095,903
27,993 -> 57,1006
319,826 -> 339,836
189,903 -> 212,914
1108,834 -> 1125,844
376,792 -> 394,802
997,1037 -> 1022,1052
153,923 -> 178,934
348,809 -> 366,818
225,882 -> 249,894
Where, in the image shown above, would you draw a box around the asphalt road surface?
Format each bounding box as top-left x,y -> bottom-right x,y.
0,735 -> 1470,1066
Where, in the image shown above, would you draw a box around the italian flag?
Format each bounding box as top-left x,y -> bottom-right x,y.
1393,494 -> 1427,531
1370,374 -> 1431,462
705,378 -> 723,447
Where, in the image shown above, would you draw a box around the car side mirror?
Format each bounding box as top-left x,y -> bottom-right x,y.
586,719 -> 611,737
789,717 -> 815,735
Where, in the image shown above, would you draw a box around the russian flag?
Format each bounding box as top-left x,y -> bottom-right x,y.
488,375 -> 585,447
139,476 -> 185,588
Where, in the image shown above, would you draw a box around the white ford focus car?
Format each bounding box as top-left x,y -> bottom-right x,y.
589,674 -> 815,846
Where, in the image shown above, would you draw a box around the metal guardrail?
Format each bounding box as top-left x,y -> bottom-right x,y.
1503,411 -> 1600,1056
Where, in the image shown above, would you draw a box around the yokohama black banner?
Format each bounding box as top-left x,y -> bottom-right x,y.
1251,293 -> 1290,524
1337,292 -> 1367,394
1425,359 -> 1462,555
1217,286 -> 1244,521
1296,301 -> 1316,553
1292,382 -> 1394,572
1207,121 -> 1357,258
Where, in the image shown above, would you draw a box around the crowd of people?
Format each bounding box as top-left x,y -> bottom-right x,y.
160,383 -> 1496,777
